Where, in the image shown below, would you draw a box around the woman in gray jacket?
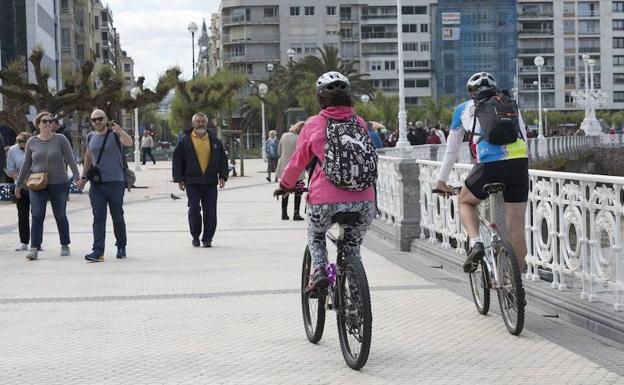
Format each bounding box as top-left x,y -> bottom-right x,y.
275,121 -> 305,220
15,111 -> 80,260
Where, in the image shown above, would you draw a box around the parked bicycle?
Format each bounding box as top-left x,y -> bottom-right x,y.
301,211 -> 372,370
434,183 -> 526,335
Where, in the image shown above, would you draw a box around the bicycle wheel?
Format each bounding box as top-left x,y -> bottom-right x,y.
495,240 -> 526,336
301,247 -> 326,343
469,260 -> 491,315
337,256 -> 372,370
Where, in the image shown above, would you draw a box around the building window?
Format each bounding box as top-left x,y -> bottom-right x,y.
264,7 -> 277,18
61,28 -> 71,53
369,61 -> 382,71
405,97 -> 420,105
101,31 -> 108,41
384,61 -> 396,70
102,49 -> 109,61
402,6 -> 427,15
403,43 -> 417,51
101,11 -> 108,23
615,91 -> 624,102
404,60 -> 429,68
290,7 -> 300,16
420,42 -> 430,52
615,55 -> 624,66
615,2 -> 624,12
404,80 -> 416,88
421,24 -> 429,33
565,75 -> 576,85
304,6 -> 315,16
402,24 -> 417,33
77,45 -> 84,61
615,37 -> 624,49
124,63 -> 131,72
564,2 -> 575,17
416,79 -> 429,87
327,6 -> 336,15
615,20 -> 624,31
61,0 -> 69,10
94,16 -> 99,29
95,43 -> 100,58
340,6 -> 352,20
615,73 -> 624,84
37,4 -> 55,38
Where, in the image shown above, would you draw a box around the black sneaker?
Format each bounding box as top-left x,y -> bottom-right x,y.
293,214 -> 304,221
282,214 -> 290,220
464,242 -> 485,273
192,239 -> 200,247
202,241 -> 211,248
85,251 -> 104,262
306,266 -> 330,292
116,246 -> 126,259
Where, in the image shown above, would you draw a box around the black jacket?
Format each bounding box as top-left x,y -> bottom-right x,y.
172,130 -> 229,185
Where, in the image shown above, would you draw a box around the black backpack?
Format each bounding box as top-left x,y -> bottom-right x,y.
312,116 -> 378,192
471,91 -> 520,146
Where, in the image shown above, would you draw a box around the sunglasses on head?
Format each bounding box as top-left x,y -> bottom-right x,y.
40,119 -> 54,124
91,116 -> 105,122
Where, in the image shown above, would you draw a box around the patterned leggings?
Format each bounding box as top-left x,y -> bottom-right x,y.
306,201 -> 376,268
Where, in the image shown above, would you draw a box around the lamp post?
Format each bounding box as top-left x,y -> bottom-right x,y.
258,83 -> 268,162
513,58 -> 519,101
543,108 -> 549,136
573,55 -> 606,136
534,55 -> 545,139
287,48 -> 295,65
582,54 -> 590,119
266,62 -> 274,76
187,22 -> 198,78
395,0 -> 409,147
360,94 -> 370,104
130,86 -> 142,171
588,58 -> 596,120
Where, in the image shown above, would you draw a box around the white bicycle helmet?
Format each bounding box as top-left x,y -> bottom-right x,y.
316,71 -> 350,90
466,72 -> 497,92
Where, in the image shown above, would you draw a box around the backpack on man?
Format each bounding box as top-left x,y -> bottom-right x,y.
471,91 -> 520,146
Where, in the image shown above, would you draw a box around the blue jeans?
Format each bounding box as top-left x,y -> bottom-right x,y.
185,184 -> 218,242
88,182 -> 126,254
29,182 -> 70,249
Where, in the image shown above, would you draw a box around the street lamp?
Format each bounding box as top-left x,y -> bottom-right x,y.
534,55 -> 545,139
513,58 -> 519,101
266,62 -> 274,74
130,86 -> 142,171
395,0 -> 409,147
543,108 -> 549,136
360,94 -> 370,104
187,22 -> 198,78
258,82 -> 268,162
287,48 -> 296,64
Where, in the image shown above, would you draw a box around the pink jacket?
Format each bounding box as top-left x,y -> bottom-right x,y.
280,106 -> 376,205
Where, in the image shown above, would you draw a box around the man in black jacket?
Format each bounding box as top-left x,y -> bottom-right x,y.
172,112 -> 229,248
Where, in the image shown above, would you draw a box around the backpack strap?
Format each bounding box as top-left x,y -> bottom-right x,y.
469,104 -> 478,160
94,130 -> 111,166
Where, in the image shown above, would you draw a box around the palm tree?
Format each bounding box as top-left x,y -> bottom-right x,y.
297,44 -> 374,97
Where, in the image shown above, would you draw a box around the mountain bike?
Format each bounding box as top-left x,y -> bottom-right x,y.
434,183 -> 526,335
301,212 -> 372,370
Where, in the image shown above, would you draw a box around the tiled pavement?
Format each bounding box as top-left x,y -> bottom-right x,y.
0,160 -> 623,384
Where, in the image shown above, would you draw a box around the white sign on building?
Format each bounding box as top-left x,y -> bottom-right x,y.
443,27 -> 461,41
441,12 -> 461,25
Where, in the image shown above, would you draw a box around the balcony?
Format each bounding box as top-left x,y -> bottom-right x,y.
221,16 -> 279,27
222,53 -> 277,63
579,46 -> 601,53
361,32 -> 398,39
519,28 -> 554,36
340,16 -> 358,23
517,11 -> 553,19
578,11 -> 600,18
362,50 -> 398,56
518,47 -> 554,54
361,14 -> 397,20
222,36 -> 280,45
519,83 -> 555,90
519,65 -> 555,73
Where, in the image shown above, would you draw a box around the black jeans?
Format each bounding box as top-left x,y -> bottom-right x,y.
88,182 -> 127,253
185,183 -> 218,242
16,191 -> 30,244
141,148 -> 156,164
281,192 -> 302,216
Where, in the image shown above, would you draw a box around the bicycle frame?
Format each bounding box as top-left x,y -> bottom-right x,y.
324,226 -> 345,312
480,194 -> 502,289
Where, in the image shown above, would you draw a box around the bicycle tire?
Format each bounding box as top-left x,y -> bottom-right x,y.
495,240 -> 526,336
469,260 -> 491,315
301,247 -> 326,343
337,255 -> 372,370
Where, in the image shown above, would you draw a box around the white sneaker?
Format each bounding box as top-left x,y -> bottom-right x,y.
26,248 -> 38,261
60,245 -> 70,256
15,243 -> 28,251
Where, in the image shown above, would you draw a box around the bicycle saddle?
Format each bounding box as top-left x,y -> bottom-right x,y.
331,212 -> 361,226
483,183 -> 506,195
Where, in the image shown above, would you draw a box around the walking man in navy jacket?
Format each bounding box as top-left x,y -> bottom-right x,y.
172,112 -> 229,247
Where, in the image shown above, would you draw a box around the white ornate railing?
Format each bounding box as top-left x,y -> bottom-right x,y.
599,133 -> 623,147
417,159 -> 624,311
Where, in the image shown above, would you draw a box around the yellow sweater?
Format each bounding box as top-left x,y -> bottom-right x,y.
191,130 -> 211,173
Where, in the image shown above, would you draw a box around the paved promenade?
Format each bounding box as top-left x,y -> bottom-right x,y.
1,160 -> 623,384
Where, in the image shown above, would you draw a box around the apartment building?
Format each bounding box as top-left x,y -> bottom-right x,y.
93,0 -> 118,73
59,0 -> 97,74
25,0 -> 61,90
217,0 -> 436,104
517,0 -> 624,111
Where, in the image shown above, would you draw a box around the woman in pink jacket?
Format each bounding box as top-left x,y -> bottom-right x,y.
278,72 -> 377,291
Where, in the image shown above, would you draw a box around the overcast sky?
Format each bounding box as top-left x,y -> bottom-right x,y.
106,0 -> 221,87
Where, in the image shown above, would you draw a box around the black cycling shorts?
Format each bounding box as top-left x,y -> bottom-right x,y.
464,158 -> 529,203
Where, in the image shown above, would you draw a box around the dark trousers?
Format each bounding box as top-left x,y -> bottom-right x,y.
186,183 -> 218,242
141,148 -> 156,164
29,183 -> 70,249
282,192 -> 302,216
88,181 -> 126,253
16,191 -> 30,244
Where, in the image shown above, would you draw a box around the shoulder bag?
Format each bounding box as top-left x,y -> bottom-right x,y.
25,138 -> 51,190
